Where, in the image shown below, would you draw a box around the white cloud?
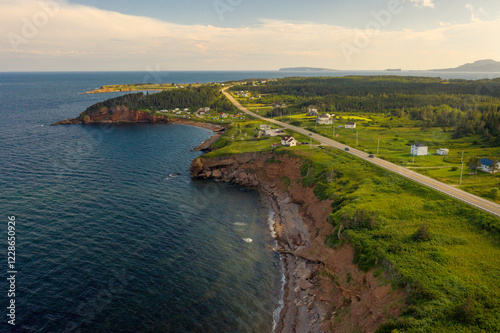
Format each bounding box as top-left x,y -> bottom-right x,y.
410,0 -> 435,9
0,0 -> 499,71
466,4 -> 487,23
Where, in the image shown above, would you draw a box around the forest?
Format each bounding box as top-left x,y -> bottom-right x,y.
84,85 -> 236,114
231,76 -> 500,144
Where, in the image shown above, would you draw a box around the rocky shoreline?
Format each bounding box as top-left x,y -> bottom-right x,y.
190,153 -> 406,333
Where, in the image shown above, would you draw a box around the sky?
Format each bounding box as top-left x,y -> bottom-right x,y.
0,0 -> 499,71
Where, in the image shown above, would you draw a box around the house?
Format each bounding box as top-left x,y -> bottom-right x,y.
308,108 -> 318,116
480,158 -> 500,173
345,122 -> 357,129
196,107 -> 211,115
436,148 -> 449,156
281,136 -> 298,147
316,113 -> 334,125
220,113 -> 228,118
411,143 -> 428,156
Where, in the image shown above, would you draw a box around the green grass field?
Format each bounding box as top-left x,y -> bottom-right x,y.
203,123 -> 500,331
230,92 -> 500,203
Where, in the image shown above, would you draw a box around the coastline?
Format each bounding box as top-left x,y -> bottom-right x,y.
190,152 -> 407,333
263,184 -> 333,332
190,153 -> 334,331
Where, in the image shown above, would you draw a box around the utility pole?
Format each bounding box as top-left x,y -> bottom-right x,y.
377,138 -> 380,155
356,131 -> 359,146
460,151 -> 464,185
333,124 -> 335,138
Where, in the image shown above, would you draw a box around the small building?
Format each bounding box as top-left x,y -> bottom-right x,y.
480,158 -> 500,173
220,113 -> 228,118
281,136 -> 298,147
411,143 -> 428,156
316,113 -> 334,125
308,108 -> 318,116
345,122 -> 357,129
260,124 -> 272,130
196,107 -> 211,115
436,148 -> 449,156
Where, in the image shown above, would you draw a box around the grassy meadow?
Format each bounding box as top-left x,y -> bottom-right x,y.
231,92 -> 500,203
204,123 -> 500,332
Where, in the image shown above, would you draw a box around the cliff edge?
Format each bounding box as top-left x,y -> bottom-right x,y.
51,105 -> 170,125
191,152 -> 407,333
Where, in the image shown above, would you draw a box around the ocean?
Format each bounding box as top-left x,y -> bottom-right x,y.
0,70 -> 498,332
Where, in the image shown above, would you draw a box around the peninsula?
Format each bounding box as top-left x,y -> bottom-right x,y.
84,83 -> 203,94
430,59 -> 500,72
279,67 -> 338,72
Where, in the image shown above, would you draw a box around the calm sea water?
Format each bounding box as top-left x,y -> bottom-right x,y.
0,70 -> 497,332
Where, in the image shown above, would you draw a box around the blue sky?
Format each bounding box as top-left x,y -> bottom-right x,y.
0,0 -> 499,71
69,0 -> 495,30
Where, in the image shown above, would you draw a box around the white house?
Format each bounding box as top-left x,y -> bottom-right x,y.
345,122 -> 357,129
308,108 -> 318,116
281,136 -> 298,147
436,148 -> 449,156
411,143 -> 428,156
480,158 -> 500,173
316,113 -> 334,125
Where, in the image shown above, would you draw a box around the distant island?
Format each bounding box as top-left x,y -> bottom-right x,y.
385,68 -> 402,72
279,67 -> 338,72
430,59 -> 500,72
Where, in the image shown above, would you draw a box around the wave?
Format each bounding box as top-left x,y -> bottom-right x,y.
242,238 -> 253,243
234,222 -> 247,226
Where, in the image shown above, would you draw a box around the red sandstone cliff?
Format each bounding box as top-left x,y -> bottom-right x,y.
191,152 -> 407,333
51,106 -> 170,125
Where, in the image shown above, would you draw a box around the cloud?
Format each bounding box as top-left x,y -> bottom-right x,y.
0,0 -> 499,71
466,4 -> 487,23
410,0 -> 435,9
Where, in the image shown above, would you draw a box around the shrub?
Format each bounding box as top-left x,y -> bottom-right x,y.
340,209 -> 379,230
411,224 -> 432,242
490,187 -> 499,200
451,296 -> 478,325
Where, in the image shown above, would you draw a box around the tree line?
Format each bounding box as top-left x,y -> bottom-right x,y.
85,85 -> 236,114
231,76 -> 500,143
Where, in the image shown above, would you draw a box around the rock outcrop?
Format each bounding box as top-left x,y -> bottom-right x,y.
191,152 -> 407,333
51,106 -> 170,125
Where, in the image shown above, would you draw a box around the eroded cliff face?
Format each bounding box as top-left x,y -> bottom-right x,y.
191,152 -> 407,333
51,106 -> 169,125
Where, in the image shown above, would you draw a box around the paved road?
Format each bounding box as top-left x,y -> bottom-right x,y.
222,87 -> 500,218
